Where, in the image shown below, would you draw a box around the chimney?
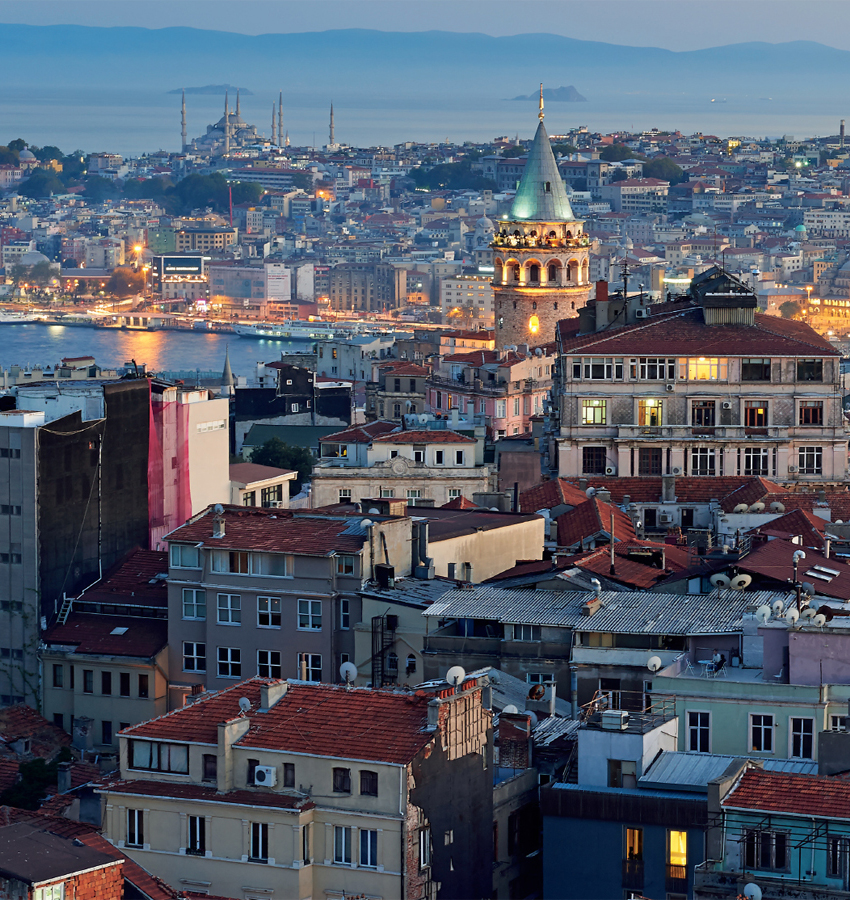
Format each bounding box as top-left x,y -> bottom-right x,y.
595,280 -> 609,303
582,596 -> 602,616
57,761 -> 72,794
825,538 -> 831,560
212,514 -> 226,538
622,494 -> 630,506
818,489 -> 827,503
596,488 -> 611,504
578,478 -> 588,492
661,473 -> 676,503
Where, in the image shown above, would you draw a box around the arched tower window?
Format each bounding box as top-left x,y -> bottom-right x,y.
548,263 -> 558,283
529,315 -> 540,335
529,264 -> 540,283
545,182 -> 551,193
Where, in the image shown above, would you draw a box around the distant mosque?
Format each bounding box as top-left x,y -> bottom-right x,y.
181,90 -> 285,157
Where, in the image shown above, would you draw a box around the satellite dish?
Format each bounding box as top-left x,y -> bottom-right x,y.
836,520 -> 844,525
238,697 -> 251,714
756,605 -> 772,624
731,574 -> 752,590
813,613 -> 827,627
743,884 -> 762,900
340,661 -> 358,684
525,710 -> 539,727
647,655 -> 662,673
419,413 -> 428,424
733,503 -> 749,514
710,573 -> 731,589
214,503 -> 225,515
527,683 -> 546,701
802,582 -> 815,597
586,487 -> 597,498
786,608 -> 800,625
772,599 -> 784,615
446,665 -> 466,688
770,502 -> 786,513
502,704 -> 519,715
361,519 -> 374,529
749,502 -> 766,513
801,607 -> 817,619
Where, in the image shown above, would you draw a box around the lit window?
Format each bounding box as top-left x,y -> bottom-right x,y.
528,315 -> 539,334
581,399 -> 607,425
637,398 -> 662,427
687,357 -> 727,381
668,830 -> 687,869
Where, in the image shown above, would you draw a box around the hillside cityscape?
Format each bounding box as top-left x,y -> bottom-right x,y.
2,38 -> 850,900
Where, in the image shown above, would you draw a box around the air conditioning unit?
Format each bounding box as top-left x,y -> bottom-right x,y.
605,465 -> 617,476
671,466 -> 683,476
253,765 -> 277,787
659,512 -> 674,524
666,384 -> 675,392
788,464 -> 799,473
635,308 -> 649,319
722,401 -> 733,410
268,500 -> 285,508
601,710 -> 630,731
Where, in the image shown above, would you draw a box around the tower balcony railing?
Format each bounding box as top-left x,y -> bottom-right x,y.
491,234 -> 590,251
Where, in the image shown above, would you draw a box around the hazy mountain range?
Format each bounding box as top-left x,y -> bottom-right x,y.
4,23 -> 850,110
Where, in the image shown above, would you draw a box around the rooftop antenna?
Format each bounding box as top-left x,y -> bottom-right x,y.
340,661 -> 357,690
446,665 -> 466,694
647,655 -> 662,673
238,697 -> 251,716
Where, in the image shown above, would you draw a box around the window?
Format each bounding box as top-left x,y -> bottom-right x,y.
243,491 -> 255,507
101,671 -> 112,695
284,762 -> 295,788
340,598 -> 351,630
138,674 -> 149,698
217,593 -> 241,625
687,357 -> 727,381
130,740 -> 189,773
797,358 -> 823,382
333,767 -> 351,793
448,489 -> 461,500
742,358 -> 771,381
799,446 -> 823,475
380,488 -> 395,498
188,815 -> 205,855
33,887 -> 64,900
744,447 -> 769,476
744,401 -> 768,427
751,714 -> 774,752
790,717 -> 814,758
637,399 -> 662,427
211,550 -> 249,574
127,809 -> 144,847
687,711 -> 710,753
495,399 -> 506,418
582,446 -> 607,475
799,400 -> 824,426
170,544 -> 200,568
323,443 -> 348,459
514,623 -> 541,641
297,653 -> 321,682
455,450 -> 464,465
116,673 -> 130,698
258,649 -> 282,679
638,448 -> 662,476
625,827 -> 643,861
827,837 -> 848,878
302,822 -> 311,864
360,770 -> 378,796
406,654 -> 417,674
101,721 -> 113,745
252,553 -> 292,577
634,357 -> 675,380
513,397 -> 520,417
579,357 -> 623,381
360,829 -> 378,868
217,647 -> 241,678
338,488 -> 352,503
250,822 -> 269,862
668,830 -> 687,879
407,489 -> 421,502
744,830 -> 788,871
692,400 -> 715,427
52,665 -> 63,688
298,598 -> 322,630
83,670 -> 93,694
581,399 -> 607,425
334,825 -> 352,865
691,447 -> 717,476
257,596 -> 281,627
203,754 -> 217,782
413,446 -> 425,463
182,588 -> 206,620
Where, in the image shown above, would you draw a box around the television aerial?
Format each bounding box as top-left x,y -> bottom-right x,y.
340,661 -> 358,685
446,665 -> 466,690
647,655 -> 662,673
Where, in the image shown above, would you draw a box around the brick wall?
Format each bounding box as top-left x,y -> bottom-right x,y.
37,861 -> 124,900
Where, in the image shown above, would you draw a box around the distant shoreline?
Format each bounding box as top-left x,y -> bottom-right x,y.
167,85 -> 254,95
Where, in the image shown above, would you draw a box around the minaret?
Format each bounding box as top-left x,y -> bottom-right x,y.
272,104 -> 276,144
181,90 -> 187,152
221,346 -> 235,398
490,84 -> 591,349
236,90 -> 241,119
223,91 -> 230,156
329,103 -> 335,146
278,92 -> 283,148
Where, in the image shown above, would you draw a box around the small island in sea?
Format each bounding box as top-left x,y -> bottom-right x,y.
167,85 -> 254,95
509,85 -> 587,102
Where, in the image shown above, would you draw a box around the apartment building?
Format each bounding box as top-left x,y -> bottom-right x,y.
599,178 -> 670,214
174,227 -> 237,252
99,675 -> 493,900
364,362 -> 430,421
440,273 -> 495,326
550,270 -> 846,483
164,504 -> 412,705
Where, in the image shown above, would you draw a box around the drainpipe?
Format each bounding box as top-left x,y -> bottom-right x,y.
570,667 -> 578,720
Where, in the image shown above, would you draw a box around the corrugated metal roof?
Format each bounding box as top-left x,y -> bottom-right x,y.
533,716 -> 580,747
424,587 -> 795,635
639,751 -> 818,792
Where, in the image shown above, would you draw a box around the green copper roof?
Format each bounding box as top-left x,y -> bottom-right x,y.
509,120 -> 575,222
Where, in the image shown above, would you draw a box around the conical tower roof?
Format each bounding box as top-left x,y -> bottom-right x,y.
509,119 -> 575,222
222,346 -> 234,390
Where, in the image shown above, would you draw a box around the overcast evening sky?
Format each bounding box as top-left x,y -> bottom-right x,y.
3,0 -> 850,52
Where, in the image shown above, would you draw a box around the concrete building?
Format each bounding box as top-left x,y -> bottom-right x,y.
315,335 -> 395,382
599,178 -> 670,214
328,262 -> 407,312
174,227 -> 237,253
99,674 -> 493,900
440,272 -> 495,326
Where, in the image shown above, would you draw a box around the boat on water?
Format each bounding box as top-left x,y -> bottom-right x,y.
0,310 -> 38,324
233,321 -> 335,341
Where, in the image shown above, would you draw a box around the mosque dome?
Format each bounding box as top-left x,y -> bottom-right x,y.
18,147 -> 35,161
476,215 -> 494,230
795,223 -> 807,233
19,250 -> 50,266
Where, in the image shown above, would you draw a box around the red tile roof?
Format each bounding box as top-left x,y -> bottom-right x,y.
371,430 -> 476,444
319,421 -> 398,444
229,463 -> 296,484
720,477 -> 785,512
561,476 -> 775,506
750,508 -> 828,549
97,778 -> 311,812
42,614 -> 167,658
724,768 -> 850,818
738,538 -> 850,601
0,706 -> 71,755
165,506 -> 368,556
556,497 -> 636,548
123,678 -> 436,765
558,306 -> 838,356
0,761 -> 20,794
77,549 -> 168,609
520,478 -> 594,513
567,540 -> 692,590
440,496 -> 479,510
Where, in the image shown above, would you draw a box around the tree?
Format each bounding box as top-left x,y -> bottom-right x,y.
409,161 -> 497,192
780,299 -> 804,320
289,171 -> 314,192
551,143 -> 578,157
83,175 -> 120,202
599,143 -> 644,162
609,169 -> 628,182
7,139 -> 26,153
250,438 -> 315,494
35,145 -> 63,162
0,147 -> 17,165
642,157 -> 687,185
0,748 -> 72,810
105,267 -> 145,298
501,144 -> 526,158
17,168 -> 65,198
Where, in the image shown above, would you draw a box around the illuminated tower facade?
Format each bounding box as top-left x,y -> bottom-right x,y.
491,91 -> 591,348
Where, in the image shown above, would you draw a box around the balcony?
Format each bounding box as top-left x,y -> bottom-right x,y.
666,864 -> 688,894
613,425 -> 791,442
622,860 -> 644,891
